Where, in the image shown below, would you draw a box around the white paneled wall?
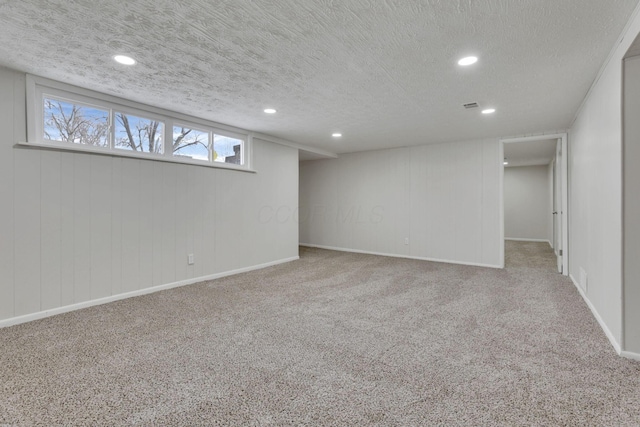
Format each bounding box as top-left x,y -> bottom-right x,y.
568,8 -> 640,355
0,67 -> 299,324
623,55 -> 640,355
300,139 -> 501,267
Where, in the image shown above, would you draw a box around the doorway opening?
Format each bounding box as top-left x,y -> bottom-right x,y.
499,134 -> 568,274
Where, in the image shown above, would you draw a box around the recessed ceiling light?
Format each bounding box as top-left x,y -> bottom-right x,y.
458,56 -> 478,66
264,108 -> 277,114
503,160 -> 509,165
113,55 -> 136,65
332,133 -> 342,138
482,108 -> 496,114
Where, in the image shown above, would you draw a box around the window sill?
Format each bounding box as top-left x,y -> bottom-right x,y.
16,141 -> 256,173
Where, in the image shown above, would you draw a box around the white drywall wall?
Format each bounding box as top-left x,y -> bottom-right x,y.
504,165 -> 551,242
547,162 -> 554,247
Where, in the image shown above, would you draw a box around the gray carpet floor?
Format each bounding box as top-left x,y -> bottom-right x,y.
1,241 -> 639,426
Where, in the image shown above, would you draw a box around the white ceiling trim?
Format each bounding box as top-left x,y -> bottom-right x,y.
252,132 -> 337,158
500,133 -> 566,144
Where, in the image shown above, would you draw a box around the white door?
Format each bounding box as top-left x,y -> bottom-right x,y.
554,139 -> 563,273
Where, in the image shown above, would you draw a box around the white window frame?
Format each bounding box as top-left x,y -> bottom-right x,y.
111,106 -> 167,156
172,121 -> 213,162
25,74 -> 253,171
41,91 -> 112,149
212,131 -> 246,166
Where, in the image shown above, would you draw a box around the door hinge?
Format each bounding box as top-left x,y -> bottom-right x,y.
559,250 -> 563,256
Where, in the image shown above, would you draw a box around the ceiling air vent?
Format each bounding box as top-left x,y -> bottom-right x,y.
463,102 -> 479,109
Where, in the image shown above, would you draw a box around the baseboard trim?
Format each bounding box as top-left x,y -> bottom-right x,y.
620,351 -> 640,361
505,238 -> 553,247
300,243 -> 501,269
0,256 -> 299,329
505,238 -> 554,249
569,273 -> 622,355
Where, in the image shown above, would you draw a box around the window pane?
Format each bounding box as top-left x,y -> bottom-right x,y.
173,126 -> 210,161
214,134 -> 243,165
44,97 -> 109,147
114,112 -> 164,154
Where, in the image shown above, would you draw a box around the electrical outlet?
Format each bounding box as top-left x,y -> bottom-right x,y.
404,237 -> 409,245
188,254 -> 194,265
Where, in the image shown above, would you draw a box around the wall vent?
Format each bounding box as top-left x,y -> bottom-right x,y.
463,102 -> 479,109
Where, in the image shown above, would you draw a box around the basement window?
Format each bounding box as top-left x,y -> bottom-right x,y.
43,97 -> 110,148
26,75 -> 252,171
214,134 -> 243,165
173,125 -> 210,161
114,112 -> 164,154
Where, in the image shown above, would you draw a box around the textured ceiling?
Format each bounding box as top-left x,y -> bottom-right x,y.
504,139 -> 557,168
0,0 -> 638,155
